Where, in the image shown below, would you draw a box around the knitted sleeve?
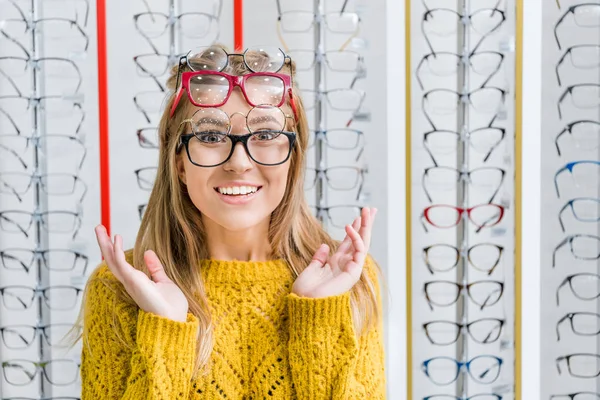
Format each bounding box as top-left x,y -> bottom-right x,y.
81,265 -> 200,399
286,256 -> 387,399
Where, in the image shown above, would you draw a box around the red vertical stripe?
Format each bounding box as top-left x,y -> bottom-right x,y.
234,0 -> 243,51
97,0 -> 111,235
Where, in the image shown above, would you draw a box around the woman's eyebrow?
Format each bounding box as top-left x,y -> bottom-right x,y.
247,115 -> 280,126
196,117 -> 228,128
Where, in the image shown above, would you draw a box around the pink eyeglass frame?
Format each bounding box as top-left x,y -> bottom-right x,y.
169,70 -> 298,119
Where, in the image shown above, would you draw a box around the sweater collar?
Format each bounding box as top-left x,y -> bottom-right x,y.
200,258 -> 294,284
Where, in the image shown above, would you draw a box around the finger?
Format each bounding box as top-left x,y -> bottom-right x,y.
144,250 -> 171,283
359,207 -> 376,252
346,224 -> 367,270
337,217 -> 361,255
112,234 -> 136,283
95,225 -> 121,279
307,244 -> 329,270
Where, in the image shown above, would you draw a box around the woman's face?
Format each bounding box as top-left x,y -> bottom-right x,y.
176,88 -> 293,232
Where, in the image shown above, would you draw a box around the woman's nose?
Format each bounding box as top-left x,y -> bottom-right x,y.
224,140 -> 253,173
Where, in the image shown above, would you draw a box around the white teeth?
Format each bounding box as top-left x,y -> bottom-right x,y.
218,186 -> 259,195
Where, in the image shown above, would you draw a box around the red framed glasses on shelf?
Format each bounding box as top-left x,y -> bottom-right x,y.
421,204 -> 505,232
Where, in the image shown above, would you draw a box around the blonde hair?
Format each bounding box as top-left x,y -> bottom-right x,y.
73,44 -> 386,377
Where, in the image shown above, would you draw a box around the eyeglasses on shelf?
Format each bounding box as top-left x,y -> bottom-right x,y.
421,355 -> 503,386
424,280 -> 504,311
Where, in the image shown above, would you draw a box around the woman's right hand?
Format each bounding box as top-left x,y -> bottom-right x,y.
94,225 -> 189,322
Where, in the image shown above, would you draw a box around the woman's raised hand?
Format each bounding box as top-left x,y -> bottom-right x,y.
94,225 -> 189,322
291,207 -> 377,299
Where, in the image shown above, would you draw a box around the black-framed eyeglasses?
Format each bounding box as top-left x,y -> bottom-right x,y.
416,50 -> 505,90
302,88 -> 365,112
133,90 -> 166,124
0,172 -> 88,203
554,3 -> 600,50
424,280 -> 504,311
0,285 -> 82,310
556,312 -> 600,341
555,45 -> 600,86
0,95 -> 85,134
555,120 -> 600,156
0,248 -> 89,275
309,205 -> 362,229
138,203 -> 147,220
423,318 -> 505,346
176,106 -> 296,168
305,166 -> 367,201
421,8 -> 506,55
557,84 -> 600,119
556,353 -> 600,378
0,210 -> 82,239
287,49 -> 363,73
134,167 -> 156,191
558,197 -> 600,232
553,234 -> 600,267
422,243 -> 504,275
422,166 -> 505,204
0,323 -> 77,349
2,359 -> 80,386
422,87 -> 506,130
308,129 -> 364,151
423,125 -> 506,166
556,273 -> 600,306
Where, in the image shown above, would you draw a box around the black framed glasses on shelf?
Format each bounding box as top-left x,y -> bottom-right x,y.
0,285 -> 82,311
134,90 -> 166,124
133,11 -> 219,54
423,125 -> 506,166
422,243 -> 504,275
0,134 -> 86,173
556,312 -> 600,341
423,318 -> 505,345
302,88 -> 365,112
423,280 -> 504,311
286,49 -> 363,73
138,203 -> 147,220
1,359 -> 80,386
0,95 -> 85,134
553,234 -> 600,267
0,210 -> 82,238
422,87 -> 506,130
558,197 -> 600,232
421,355 -> 503,385
134,167 -> 156,191
309,205 -> 362,229
556,353 -> 600,378
421,7 -> 506,54
555,120 -> 600,156
0,172 -> 88,203
556,273 -> 600,306
554,160 -> 600,198
308,129 -> 364,151
134,52 -> 179,91
555,45 -> 600,86
0,323 -> 77,349
551,393 -> 600,400
554,3 -> 600,50
0,56 -> 83,96
305,167 -> 366,200
137,127 -> 159,149
0,248 -> 89,275
422,166 -> 505,204
557,84 -> 600,119
416,50 -> 505,90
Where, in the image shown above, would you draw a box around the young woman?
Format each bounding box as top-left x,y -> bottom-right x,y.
79,45 -> 387,399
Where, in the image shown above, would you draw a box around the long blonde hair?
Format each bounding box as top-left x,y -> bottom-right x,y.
75,44 -> 386,377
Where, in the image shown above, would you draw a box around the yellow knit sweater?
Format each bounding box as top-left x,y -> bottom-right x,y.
80,254 -> 386,399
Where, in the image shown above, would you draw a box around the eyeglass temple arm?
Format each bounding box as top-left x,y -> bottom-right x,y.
555,127 -> 567,156
422,171 -> 433,203
420,212 -> 429,233
0,68 -> 22,96
553,236 -> 569,268
557,201 -> 570,232
554,11 -> 569,50
0,181 -> 23,203
556,277 -> 569,306
276,19 -> 290,52
556,313 -> 569,341
555,357 -> 565,375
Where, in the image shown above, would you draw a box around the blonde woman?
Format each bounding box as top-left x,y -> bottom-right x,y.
80,45 -> 387,399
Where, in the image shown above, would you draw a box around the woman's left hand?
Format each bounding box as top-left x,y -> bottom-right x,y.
291,207 -> 377,299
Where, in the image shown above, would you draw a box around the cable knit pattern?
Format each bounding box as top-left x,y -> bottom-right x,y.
81,254 -> 386,399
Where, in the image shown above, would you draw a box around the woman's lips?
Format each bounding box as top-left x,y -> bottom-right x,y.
214,187 -> 262,205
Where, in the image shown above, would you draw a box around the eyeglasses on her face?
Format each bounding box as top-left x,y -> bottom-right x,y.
176,106 -> 296,168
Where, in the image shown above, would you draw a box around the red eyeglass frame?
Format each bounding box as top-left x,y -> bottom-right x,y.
169,70 -> 298,119
423,204 -> 505,229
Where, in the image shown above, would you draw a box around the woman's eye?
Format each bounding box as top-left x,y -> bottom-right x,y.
252,130 -> 280,141
197,132 -> 227,143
